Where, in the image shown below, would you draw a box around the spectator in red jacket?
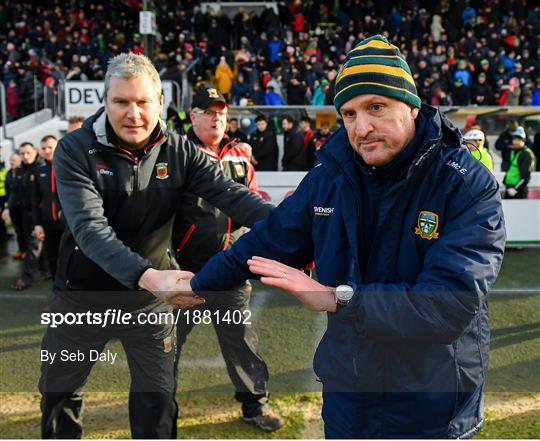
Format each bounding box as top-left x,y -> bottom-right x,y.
6,80 -> 20,122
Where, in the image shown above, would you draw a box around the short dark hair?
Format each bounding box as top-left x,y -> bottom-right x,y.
229,118 -> 238,123
19,142 -> 35,150
282,115 -> 294,124
255,115 -> 267,123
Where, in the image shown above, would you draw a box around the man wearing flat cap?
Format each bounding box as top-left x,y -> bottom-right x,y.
175,35 -> 506,438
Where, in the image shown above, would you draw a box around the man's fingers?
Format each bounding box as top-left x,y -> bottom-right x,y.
248,262 -> 288,280
260,276 -> 290,290
248,262 -> 274,275
171,297 -> 205,309
250,256 -> 284,267
166,291 -> 204,302
248,257 -> 294,275
178,270 -> 195,279
172,277 -> 194,292
171,298 -> 205,308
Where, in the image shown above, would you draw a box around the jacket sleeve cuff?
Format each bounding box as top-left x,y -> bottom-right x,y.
190,276 -> 204,297
331,281 -> 362,323
134,264 -> 154,290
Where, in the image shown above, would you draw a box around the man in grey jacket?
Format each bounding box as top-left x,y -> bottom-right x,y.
40,53 -> 272,439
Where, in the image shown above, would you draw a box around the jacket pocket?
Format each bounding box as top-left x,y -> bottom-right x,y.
64,246 -> 80,288
448,334 -> 483,437
58,245 -> 77,288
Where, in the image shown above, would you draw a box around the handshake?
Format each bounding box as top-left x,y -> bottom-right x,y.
138,268 -> 204,309
137,256 -> 339,313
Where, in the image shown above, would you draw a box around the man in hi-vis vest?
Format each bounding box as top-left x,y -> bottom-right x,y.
503,126 -> 537,199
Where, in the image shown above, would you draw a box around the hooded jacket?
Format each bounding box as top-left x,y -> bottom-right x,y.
190,105 -> 506,438
53,108 -> 272,311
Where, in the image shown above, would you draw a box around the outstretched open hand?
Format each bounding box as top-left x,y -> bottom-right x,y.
247,256 -> 336,312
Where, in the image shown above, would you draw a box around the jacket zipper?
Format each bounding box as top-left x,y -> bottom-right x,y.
65,245 -> 79,288
112,133 -> 165,164
109,133 -> 166,191
198,139 -> 237,251
366,141 -> 439,273
177,224 -> 196,253
133,162 -> 139,191
51,165 -> 58,222
223,217 -> 232,250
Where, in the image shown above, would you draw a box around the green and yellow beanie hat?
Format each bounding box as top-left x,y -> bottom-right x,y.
334,35 -> 421,112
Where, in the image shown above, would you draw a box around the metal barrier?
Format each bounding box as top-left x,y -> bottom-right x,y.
257,172 -> 540,246
0,74 -> 55,125
3,109 -> 53,139
55,81 -> 65,118
181,59 -> 200,110
171,81 -> 181,109
0,82 -> 7,140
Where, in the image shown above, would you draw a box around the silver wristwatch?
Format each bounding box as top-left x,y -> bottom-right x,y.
335,284 -> 354,306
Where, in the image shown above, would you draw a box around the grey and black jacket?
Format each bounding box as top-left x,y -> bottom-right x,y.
53,108 -> 272,310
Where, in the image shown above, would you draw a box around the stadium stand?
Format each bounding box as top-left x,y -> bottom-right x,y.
1,0 -> 539,120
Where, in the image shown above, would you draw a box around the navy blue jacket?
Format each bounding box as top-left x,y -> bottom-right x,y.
191,105 -> 506,438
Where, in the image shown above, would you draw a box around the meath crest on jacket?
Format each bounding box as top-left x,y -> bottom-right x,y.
415,211 -> 439,240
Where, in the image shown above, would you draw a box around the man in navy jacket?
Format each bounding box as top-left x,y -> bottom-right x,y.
178,35 -> 506,438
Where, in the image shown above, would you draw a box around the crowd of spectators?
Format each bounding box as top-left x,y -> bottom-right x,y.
1,0 -> 540,122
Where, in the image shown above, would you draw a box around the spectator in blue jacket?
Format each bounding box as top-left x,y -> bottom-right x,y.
531,78 -> 540,106
453,59 -> 472,87
177,35 -> 506,439
311,79 -> 330,105
267,34 -> 282,64
263,86 -> 286,106
230,73 -> 250,105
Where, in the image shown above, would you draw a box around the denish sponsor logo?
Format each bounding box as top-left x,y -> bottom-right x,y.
313,206 -> 334,216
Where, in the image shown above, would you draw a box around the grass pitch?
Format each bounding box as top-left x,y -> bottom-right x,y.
0,243 -> 539,438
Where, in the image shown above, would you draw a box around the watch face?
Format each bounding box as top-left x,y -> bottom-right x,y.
336,284 -> 354,302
